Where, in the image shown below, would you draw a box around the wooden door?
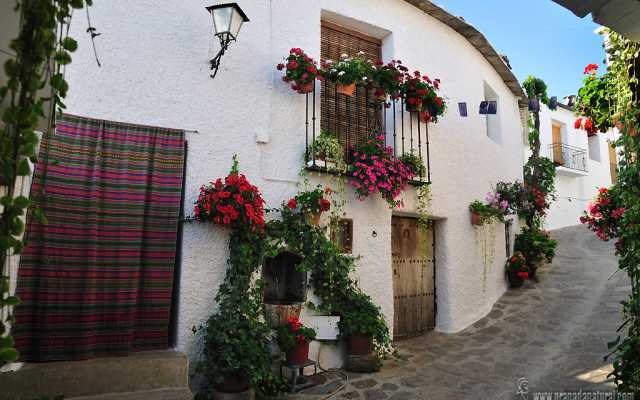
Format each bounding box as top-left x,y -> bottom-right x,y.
609,143 -> 618,183
552,124 -> 564,165
391,217 -> 435,339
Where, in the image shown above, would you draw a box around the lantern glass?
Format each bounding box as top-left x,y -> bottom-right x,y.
207,3 -> 249,40
229,7 -> 245,38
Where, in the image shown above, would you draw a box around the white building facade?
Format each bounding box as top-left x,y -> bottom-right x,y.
536,102 -> 618,230
61,0 -> 528,366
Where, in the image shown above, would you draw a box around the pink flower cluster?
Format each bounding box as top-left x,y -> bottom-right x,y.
485,191 -> 509,213
580,187 -> 624,242
348,135 -> 415,208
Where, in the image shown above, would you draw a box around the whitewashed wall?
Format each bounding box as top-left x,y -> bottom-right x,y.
536,105 -> 617,230
63,0 -> 525,365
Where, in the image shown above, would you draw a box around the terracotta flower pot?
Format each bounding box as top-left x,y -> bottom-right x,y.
217,372 -> 249,394
348,334 -> 373,356
297,80 -> 315,94
406,101 -> 423,113
471,212 -> 482,226
285,341 -> 310,365
263,303 -> 302,328
304,211 -> 321,226
507,269 -> 525,288
337,83 -> 356,97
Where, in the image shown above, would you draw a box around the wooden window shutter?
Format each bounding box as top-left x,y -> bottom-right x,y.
320,21 -> 383,151
609,143 -> 618,183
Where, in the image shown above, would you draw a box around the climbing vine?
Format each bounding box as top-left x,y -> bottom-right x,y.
593,30 -> 640,396
0,0 -> 91,365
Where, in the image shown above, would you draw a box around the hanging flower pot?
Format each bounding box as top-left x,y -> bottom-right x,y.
304,211 -> 321,226
285,341 -> 310,365
406,100 -> 423,113
263,303 -> 302,328
370,86 -> 387,102
337,82 -> 356,97
471,212 -> 482,226
419,110 -> 432,123
347,333 -> 373,356
296,80 -> 315,94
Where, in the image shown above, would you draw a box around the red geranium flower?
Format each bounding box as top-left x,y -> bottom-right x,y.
287,198 -> 297,209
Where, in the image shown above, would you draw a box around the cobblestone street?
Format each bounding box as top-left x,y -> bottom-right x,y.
296,225 -> 629,400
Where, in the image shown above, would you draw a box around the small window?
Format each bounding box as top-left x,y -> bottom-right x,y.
483,82 -> 501,144
588,135 -> 601,161
331,219 -> 353,253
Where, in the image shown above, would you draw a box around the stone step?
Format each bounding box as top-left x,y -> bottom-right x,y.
0,350 -> 190,400
68,388 -> 193,400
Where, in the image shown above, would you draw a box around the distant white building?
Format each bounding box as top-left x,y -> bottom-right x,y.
535,98 -> 618,230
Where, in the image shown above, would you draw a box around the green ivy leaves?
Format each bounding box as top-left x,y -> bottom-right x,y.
1,0 -> 90,366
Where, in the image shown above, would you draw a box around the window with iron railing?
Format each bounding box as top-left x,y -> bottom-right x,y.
303,22 -> 431,184
548,143 -> 587,172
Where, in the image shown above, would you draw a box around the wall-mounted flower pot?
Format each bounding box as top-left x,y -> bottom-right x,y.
348,333 -> 373,356
285,341 -> 310,365
528,97 -> 540,112
337,83 -> 356,97
470,212 -> 482,226
264,303 -> 302,328
507,269 -> 525,288
216,372 -> 250,394
297,80 -> 314,94
406,102 -> 423,113
304,211 -> 321,226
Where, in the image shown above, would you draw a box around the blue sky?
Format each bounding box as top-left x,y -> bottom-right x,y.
435,0 -> 606,98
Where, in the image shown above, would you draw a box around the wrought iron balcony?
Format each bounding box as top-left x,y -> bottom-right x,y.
548,143 -> 588,172
302,82 -> 431,184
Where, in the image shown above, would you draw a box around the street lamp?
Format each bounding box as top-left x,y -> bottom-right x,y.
206,3 -> 249,79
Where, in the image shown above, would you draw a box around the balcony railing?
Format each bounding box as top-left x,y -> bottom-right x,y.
303,83 -> 431,184
548,143 -> 588,172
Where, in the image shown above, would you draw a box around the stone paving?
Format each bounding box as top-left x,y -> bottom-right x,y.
294,226 -> 630,400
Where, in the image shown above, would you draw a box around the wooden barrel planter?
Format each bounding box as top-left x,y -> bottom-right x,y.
347,334 -> 373,356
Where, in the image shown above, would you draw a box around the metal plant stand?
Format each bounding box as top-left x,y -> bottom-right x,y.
279,359 -> 318,393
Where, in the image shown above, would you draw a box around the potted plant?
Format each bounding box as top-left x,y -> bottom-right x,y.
348,135 -> 415,208
277,47 -> 320,94
398,151 -> 427,178
399,70 -> 444,116
514,227 -> 558,279
322,52 -> 371,97
468,200 -> 502,226
505,252 -> 529,288
338,294 -> 390,357
286,185 -> 331,226
194,155 -> 265,232
277,317 -> 317,365
575,64 -> 614,135
369,59 -> 402,101
311,129 -> 344,170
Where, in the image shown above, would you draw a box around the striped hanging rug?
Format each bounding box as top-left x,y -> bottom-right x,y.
13,113 -> 185,361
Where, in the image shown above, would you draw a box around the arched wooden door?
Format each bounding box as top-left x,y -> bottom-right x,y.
391,216 -> 435,339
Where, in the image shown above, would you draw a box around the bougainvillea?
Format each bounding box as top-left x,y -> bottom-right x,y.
348,135 -> 415,208
580,186 -> 624,243
277,48 -> 319,93
194,156 -> 265,231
